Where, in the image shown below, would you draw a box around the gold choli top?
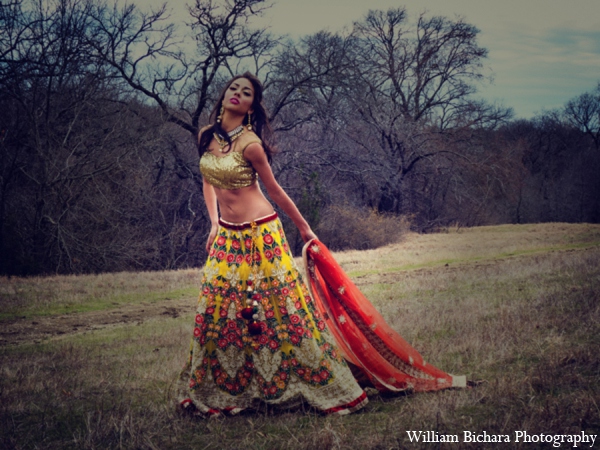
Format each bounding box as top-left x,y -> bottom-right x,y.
199,131 -> 261,190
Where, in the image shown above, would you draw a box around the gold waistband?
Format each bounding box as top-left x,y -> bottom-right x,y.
218,212 -> 278,230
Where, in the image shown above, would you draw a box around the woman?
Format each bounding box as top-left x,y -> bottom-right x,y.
177,73 -> 368,416
178,72 -> 466,417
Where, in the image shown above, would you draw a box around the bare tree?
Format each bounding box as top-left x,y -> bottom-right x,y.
500,112 -> 600,224
0,0 -> 197,274
1,0 -> 109,273
335,8 -> 511,223
8,1 -> 595,274
351,9 -> 494,126
564,82 -> 600,150
86,0 -> 278,138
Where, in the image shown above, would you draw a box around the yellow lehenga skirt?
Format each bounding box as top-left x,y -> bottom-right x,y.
177,213 -> 367,416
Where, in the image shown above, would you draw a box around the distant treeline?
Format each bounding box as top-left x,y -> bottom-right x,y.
1,0 -> 599,275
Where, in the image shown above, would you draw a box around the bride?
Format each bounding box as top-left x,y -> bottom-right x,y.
177,72 -> 465,417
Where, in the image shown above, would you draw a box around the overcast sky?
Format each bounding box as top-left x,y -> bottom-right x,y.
151,0 -> 600,119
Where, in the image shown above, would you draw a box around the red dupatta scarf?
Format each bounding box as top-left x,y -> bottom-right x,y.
303,239 -> 466,392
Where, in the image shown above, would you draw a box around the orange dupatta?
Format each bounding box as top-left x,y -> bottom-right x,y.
302,239 -> 466,392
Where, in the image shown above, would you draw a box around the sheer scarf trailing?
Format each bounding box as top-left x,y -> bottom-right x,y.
302,239 -> 466,393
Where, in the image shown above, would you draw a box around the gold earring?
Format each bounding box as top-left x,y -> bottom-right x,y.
217,105 -> 224,123
247,112 -> 252,131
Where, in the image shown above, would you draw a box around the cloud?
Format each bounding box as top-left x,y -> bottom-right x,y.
479,23 -> 600,117
137,0 -> 600,118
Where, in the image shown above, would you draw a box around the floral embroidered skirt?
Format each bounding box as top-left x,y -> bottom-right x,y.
177,213 -> 367,416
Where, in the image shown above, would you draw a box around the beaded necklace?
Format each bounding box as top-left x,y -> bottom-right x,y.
213,125 -> 245,152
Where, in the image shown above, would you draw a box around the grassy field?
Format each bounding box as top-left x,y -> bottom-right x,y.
1,223 -> 599,449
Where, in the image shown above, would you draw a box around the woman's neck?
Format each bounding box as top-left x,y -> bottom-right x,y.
220,112 -> 244,132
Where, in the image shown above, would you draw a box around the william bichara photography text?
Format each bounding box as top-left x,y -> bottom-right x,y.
406,431 -> 597,447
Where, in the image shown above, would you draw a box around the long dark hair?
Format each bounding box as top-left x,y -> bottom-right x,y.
198,72 -> 275,162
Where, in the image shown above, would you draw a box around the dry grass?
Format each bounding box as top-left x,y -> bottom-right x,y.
1,223 -> 599,449
334,222 -> 600,275
0,268 -> 200,320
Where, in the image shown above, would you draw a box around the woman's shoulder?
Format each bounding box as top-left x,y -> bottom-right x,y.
237,129 -> 262,153
240,129 -> 262,144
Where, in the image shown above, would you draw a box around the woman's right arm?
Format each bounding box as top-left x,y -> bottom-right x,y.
203,178 -> 219,252
199,126 -> 219,252
244,142 -> 317,243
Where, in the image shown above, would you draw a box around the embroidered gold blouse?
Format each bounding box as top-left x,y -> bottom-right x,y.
199,131 -> 261,190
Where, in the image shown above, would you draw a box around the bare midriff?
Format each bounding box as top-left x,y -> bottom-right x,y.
213,182 -> 275,224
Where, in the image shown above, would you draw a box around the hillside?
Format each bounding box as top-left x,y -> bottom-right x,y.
1,223 -> 599,449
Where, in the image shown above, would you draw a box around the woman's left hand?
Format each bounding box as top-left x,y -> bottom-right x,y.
300,228 -> 318,243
